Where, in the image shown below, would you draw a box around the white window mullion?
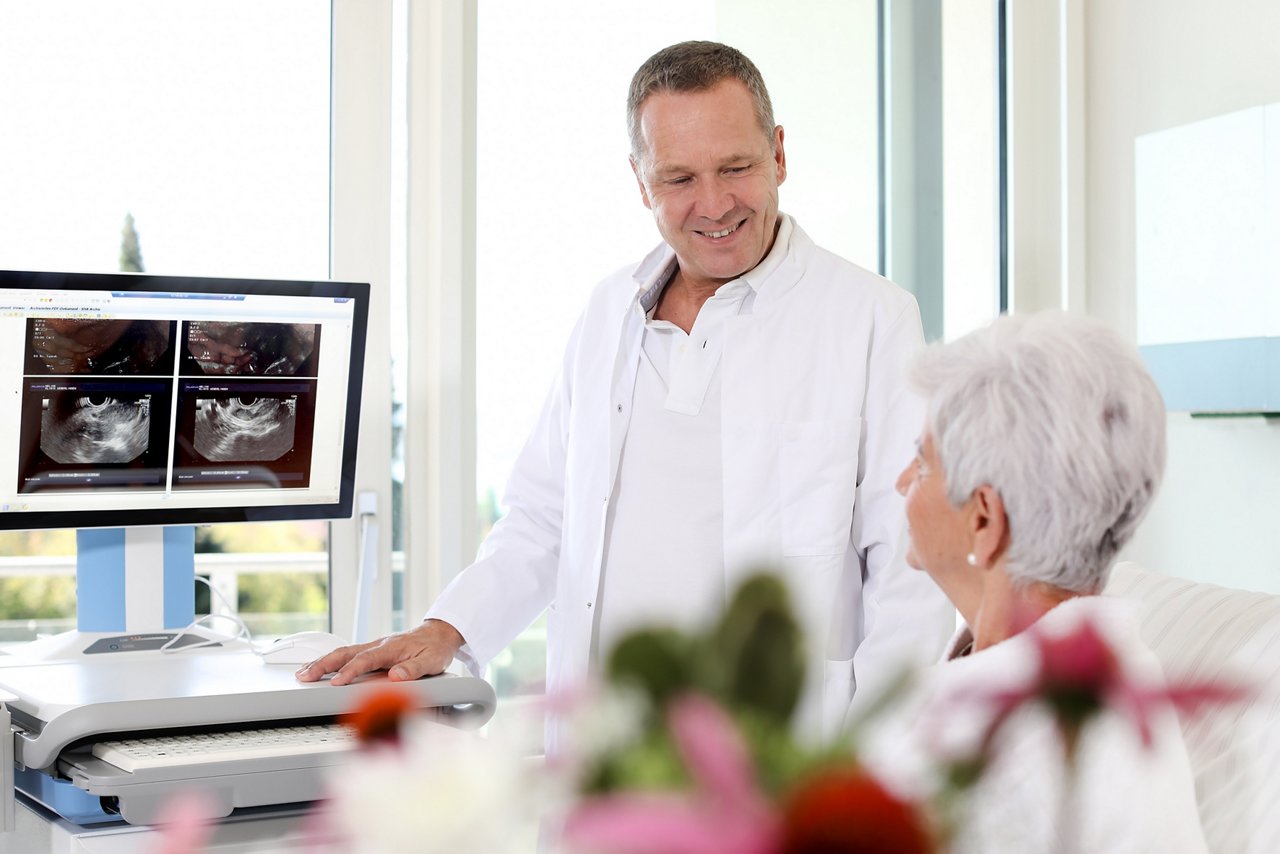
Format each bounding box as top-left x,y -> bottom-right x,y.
330,0 -> 395,642
403,0 -> 478,620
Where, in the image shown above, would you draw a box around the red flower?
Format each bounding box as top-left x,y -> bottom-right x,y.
778,767 -> 934,854
339,687 -> 417,746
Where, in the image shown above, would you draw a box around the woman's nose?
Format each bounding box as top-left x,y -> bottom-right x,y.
895,462 -> 913,496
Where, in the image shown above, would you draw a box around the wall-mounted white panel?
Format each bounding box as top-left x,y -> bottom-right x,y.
1135,104 -> 1275,346
1266,103 -> 1280,329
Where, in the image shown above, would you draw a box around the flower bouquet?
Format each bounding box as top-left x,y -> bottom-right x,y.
560,575 -> 1248,854
561,573 -> 934,854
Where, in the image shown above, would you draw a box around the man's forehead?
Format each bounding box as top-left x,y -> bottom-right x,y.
635,80 -> 760,132
636,111 -> 773,169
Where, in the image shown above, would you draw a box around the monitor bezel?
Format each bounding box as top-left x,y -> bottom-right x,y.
0,269 -> 369,531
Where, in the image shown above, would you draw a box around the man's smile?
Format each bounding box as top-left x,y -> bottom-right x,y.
695,217 -> 747,240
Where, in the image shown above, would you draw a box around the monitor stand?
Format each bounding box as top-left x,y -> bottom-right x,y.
13,526 -> 237,661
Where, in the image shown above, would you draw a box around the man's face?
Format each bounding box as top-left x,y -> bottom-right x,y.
631,79 -> 786,291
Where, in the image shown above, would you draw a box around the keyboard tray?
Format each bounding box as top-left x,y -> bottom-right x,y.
58,747 -> 346,825
2,651 -> 496,773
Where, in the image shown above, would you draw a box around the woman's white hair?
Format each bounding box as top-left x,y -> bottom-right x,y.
911,311 -> 1167,593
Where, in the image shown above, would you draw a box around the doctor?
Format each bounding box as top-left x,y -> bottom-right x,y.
300,40 -> 954,740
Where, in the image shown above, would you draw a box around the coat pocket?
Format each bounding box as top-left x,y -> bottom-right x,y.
779,417 -> 862,556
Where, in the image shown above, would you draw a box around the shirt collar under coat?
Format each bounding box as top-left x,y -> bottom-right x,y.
630,213 -> 802,315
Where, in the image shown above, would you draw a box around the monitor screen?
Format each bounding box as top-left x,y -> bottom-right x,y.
0,270 -> 369,531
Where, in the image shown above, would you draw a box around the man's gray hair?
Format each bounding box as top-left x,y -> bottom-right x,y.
910,311 -> 1167,593
626,40 -> 776,161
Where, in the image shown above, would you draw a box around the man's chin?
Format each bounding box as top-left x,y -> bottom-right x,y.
685,253 -> 760,283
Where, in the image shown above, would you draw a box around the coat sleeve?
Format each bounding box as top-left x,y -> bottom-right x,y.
424,309 -> 586,674
847,298 -> 956,719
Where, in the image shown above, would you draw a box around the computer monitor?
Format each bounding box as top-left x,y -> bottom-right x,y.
0,270 -> 369,656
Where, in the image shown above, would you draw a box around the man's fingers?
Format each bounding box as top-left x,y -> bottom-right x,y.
327,644 -> 406,686
344,638 -> 451,684
326,640 -> 447,687
294,621 -> 463,687
294,642 -> 371,682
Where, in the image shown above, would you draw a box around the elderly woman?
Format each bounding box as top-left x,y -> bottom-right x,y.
864,311 -> 1207,853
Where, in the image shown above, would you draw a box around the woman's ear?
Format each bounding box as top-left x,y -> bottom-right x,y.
969,485 -> 1009,569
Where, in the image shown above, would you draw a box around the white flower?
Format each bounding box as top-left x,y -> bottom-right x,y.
559,684 -> 647,768
321,717 -> 559,854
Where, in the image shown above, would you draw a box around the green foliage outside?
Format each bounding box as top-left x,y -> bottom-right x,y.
0,523 -> 329,623
120,212 -> 144,272
0,529 -> 76,557
235,572 -> 328,614
0,575 -> 76,619
198,520 -> 328,554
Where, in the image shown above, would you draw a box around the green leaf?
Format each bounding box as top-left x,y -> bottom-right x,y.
582,726 -> 691,794
711,572 -> 806,724
606,627 -> 703,716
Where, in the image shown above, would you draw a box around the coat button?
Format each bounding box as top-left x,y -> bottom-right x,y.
616,403 -> 623,412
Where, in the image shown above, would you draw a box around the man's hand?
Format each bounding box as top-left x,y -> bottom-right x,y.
294,619 -> 465,687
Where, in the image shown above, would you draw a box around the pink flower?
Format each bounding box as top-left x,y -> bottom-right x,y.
146,789 -> 217,854
966,615 -> 1249,760
563,693 -> 779,854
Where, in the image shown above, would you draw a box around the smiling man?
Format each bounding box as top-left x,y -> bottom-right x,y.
300,40 -> 954,746
631,71 -> 785,331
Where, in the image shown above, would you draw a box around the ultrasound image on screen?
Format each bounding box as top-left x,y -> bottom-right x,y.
173,378 -> 317,490
25,318 -> 175,376
181,322 -> 319,377
17,379 -> 172,492
40,394 -> 151,464
195,395 -> 297,462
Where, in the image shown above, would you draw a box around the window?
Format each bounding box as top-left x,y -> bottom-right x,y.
882,0 -> 1001,341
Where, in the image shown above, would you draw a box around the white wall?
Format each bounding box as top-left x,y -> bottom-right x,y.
1085,0 -> 1280,592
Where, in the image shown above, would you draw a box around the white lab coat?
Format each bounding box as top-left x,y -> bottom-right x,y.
427,216 -> 955,749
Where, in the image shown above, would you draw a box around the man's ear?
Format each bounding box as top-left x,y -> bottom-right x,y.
773,125 -> 787,186
970,484 -> 1009,569
630,156 -> 653,210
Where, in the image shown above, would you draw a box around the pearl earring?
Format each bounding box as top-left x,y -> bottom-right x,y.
966,553 -> 978,567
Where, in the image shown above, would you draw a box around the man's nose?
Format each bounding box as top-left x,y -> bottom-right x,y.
694,175 -> 735,221
895,463 -> 912,496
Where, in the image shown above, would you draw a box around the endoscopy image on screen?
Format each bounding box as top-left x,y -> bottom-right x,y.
180,321 -> 320,377
25,318 -> 176,376
171,378 -> 317,489
16,379 -> 173,492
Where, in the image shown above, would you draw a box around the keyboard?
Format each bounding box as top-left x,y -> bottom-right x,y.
91,723 -> 357,772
